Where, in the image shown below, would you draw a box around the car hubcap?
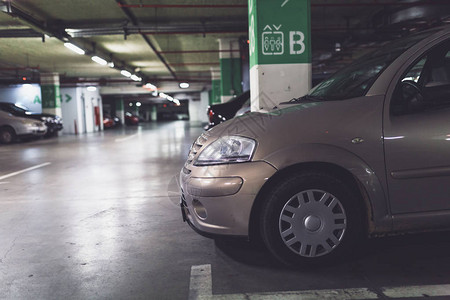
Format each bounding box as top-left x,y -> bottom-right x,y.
279,189 -> 347,258
2,131 -> 11,143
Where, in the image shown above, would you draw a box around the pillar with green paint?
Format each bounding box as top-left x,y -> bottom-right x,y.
210,68 -> 221,105
248,0 -> 311,111
219,38 -> 242,103
40,73 -> 62,116
116,98 -> 125,125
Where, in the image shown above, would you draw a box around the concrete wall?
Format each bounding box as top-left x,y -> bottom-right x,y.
0,84 -> 42,113
188,91 -> 209,123
61,87 -> 103,134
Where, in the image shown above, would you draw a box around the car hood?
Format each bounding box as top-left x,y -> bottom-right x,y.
207,95 -> 385,162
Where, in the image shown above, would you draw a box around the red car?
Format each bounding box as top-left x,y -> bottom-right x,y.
125,112 -> 139,125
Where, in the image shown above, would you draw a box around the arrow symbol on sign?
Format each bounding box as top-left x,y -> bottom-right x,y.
263,25 -> 272,31
281,0 -> 289,7
65,94 -> 72,103
273,24 -> 282,30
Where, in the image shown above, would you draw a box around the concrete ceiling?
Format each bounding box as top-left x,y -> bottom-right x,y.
0,0 -> 449,95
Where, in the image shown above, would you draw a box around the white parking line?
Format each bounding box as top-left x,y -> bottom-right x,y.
0,162 -> 51,181
188,264 -> 450,300
115,133 -> 138,143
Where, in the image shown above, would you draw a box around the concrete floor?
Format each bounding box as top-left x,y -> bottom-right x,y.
1,121 -> 450,300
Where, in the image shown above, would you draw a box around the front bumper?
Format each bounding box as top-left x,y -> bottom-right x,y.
180,161 -> 277,237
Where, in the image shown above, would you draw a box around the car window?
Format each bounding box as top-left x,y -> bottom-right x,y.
391,40 -> 450,115
308,30 -> 438,101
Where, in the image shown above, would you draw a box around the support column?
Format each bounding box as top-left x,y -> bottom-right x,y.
40,73 -> 62,116
218,38 -> 242,103
210,68 -> 221,105
116,98 -> 125,125
248,0 -> 311,111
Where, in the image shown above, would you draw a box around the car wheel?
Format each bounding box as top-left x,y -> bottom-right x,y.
260,171 -> 363,267
0,127 -> 15,144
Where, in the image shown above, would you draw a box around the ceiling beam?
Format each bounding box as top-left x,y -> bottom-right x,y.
115,0 -> 178,80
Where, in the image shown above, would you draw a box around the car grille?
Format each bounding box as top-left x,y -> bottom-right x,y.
186,132 -> 209,165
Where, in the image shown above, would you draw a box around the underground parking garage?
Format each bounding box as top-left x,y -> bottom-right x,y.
1,1 -> 450,299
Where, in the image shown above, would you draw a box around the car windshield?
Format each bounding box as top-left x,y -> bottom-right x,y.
308,29 -> 439,100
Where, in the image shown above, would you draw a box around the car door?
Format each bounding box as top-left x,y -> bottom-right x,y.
384,39 -> 450,214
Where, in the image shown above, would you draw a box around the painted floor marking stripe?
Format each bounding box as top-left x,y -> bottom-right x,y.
384,284 -> 450,298
0,162 -> 51,181
115,133 -> 138,143
189,264 -> 212,300
189,264 -> 450,300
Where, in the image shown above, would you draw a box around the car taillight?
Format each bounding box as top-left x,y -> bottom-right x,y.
208,110 -> 214,122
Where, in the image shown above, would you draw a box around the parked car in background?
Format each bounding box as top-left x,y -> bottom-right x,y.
181,26 -> 450,267
207,91 -> 250,129
103,115 -> 121,129
125,112 -> 139,125
0,102 -> 63,137
0,110 -> 46,144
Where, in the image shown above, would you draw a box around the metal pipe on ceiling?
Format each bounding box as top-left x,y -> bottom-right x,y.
117,1 -> 450,8
159,49 -> 240,54
117,3 -> 246,8
115,0 -> 178,80
170,62 -> 220,66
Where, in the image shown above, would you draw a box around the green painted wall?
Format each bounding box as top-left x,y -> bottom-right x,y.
210,79 -> 221,104
220,58 -> 242,97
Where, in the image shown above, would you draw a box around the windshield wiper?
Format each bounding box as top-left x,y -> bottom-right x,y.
280,95 -> 327,104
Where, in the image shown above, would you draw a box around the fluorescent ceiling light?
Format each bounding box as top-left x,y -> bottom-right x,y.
64,42 -> 85,55
179,82 -> 189,89
121,70 -> 132,77
144,83 -> 157,90
91,56 -> 107,66
108,62 -> 114,68
174,99 -> 180,106
87,86 -> 97,91
136,102 -> 142,107
167,95 -> 174,101
130,74 -> 142,81
159,92 -> 168,98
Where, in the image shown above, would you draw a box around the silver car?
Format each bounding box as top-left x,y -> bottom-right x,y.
181,26 -> 450,266
0,110 -> 47,144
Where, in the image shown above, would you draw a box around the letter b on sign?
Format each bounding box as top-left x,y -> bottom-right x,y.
289,31 -> 305,55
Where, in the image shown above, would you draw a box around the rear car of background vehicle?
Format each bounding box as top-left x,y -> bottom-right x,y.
0,110 -> 46,144
180,26 -> 450,267
125,112 -> 139,125
0,102 -> 63,137
207,91 -> 250,129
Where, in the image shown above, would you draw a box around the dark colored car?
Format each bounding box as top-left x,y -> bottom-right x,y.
207,91 -> 250,128
0,102 -> 63,137
125,112 -> 139,125
181,26 -> 450,267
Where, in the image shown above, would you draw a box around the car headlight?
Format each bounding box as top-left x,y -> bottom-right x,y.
194,136 -> 256,166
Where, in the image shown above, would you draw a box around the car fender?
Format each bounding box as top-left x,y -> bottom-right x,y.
260,143 -> 392,233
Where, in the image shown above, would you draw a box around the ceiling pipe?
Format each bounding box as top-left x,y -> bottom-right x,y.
159,49 -> 240,54
117,1 -> 450,8
117,3 -> 246,8
115,0 -> 177,80
0,1 -> 141,82
170,62 -> 220,66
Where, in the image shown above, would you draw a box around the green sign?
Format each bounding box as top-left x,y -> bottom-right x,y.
249,0 -> 311,67
65,94 -> 72,103
41,85 -> 61,108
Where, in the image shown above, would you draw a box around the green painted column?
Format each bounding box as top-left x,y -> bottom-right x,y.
210,68 -> 221,105
219,38 -> 242,103
248,0 -> 311,111
40,73 -> 62,116
116,98 -> 125,125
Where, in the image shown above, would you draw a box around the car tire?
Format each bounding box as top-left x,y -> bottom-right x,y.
0,127 -> 15,144
260,171 -> 364,267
